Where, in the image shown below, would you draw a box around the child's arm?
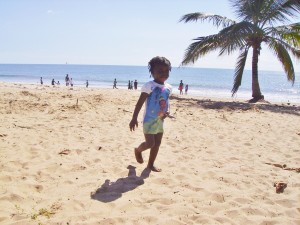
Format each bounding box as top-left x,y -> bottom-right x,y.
129,92 -> 149,131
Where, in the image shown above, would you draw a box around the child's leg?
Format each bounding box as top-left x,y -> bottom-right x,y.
147,133 -> 163,172
135,134 -> 155,164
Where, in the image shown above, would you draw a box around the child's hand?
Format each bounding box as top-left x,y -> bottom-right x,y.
129,118 -> 138,131
160,112 -> 169,120
163,112 -> 176,119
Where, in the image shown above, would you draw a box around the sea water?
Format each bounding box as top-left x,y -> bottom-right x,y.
0,64 -> 299,104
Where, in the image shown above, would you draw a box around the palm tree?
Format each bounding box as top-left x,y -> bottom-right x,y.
180,0 -> 300,102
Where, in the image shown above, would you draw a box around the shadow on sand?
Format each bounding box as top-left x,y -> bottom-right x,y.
170,96 -> 300,116
91,165 -> 151,203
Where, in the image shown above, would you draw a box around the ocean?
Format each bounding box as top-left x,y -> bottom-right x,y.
0,64 -> 299,103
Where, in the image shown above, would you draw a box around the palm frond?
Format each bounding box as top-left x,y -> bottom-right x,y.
268,40 -> 295,83
281,0 -> 300,15
181,35 -> 223,65
266,23 -> 300,49
272,23 -> 300,33
278,23 -> 300,48
230,0 -> 300,27
218,21 -> 256,55
266,35 -> 300,59
282,33 -> 300,49
179,13 -> 235,28
230,0 -> 268,23
181,21 -> 254,65
232,48 -> 249,95
261,0 -> 300,27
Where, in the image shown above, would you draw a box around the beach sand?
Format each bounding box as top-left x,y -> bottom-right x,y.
0,82 -> 299,225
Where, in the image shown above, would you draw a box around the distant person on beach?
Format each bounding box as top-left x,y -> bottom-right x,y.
134,80 -> 138,90
129,56 -> 172,172
57,81 -> 60,85
70,78 -> 74,87
40,77 -> 43,85
86,80 -> 89,88
51,79 -> 55,86
131,81 -> 134,90
185,84 -> 188,95
128,80 -> 131,90
113,78 -> 117,89
178,80 -> 184,95
65,74 -> 70,86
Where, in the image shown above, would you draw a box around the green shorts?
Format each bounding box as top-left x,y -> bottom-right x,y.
143,118 -> 164,134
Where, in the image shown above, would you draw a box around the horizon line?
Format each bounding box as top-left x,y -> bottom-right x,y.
0,62 -> 289,73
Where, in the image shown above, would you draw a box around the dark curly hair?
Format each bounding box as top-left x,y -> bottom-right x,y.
148,56 -> 172,75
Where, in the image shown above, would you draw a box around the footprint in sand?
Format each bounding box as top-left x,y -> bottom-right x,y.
34,185 -> 43,193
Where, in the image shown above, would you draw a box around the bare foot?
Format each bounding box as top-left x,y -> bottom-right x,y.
148,166 -> 162,172
135,148 -> 143,164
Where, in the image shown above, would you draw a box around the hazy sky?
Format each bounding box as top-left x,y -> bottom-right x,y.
1,0 -> 299,71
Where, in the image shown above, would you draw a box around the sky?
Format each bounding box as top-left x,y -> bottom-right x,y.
0,0 -> 299,72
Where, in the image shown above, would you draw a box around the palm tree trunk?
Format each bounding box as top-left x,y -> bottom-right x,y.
251,45 -> 264,101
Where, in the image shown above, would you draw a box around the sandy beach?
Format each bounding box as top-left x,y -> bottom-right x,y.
0,82 -> 299,225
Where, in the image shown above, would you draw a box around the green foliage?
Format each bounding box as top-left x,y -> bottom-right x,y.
31,208 -> 55,220
232,48 -> 249,95
180,0 -> 300,99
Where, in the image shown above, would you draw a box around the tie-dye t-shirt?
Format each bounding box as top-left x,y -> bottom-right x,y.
141,81 -> 172,134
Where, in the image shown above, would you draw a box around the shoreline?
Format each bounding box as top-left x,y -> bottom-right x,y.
1,81 -> 300,106
1,63 -> 299,105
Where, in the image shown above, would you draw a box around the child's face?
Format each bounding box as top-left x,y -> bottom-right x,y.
152,64 -> 169,84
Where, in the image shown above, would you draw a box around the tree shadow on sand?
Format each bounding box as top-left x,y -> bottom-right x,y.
91,165 -> 151,203
170,96 -> 300,116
